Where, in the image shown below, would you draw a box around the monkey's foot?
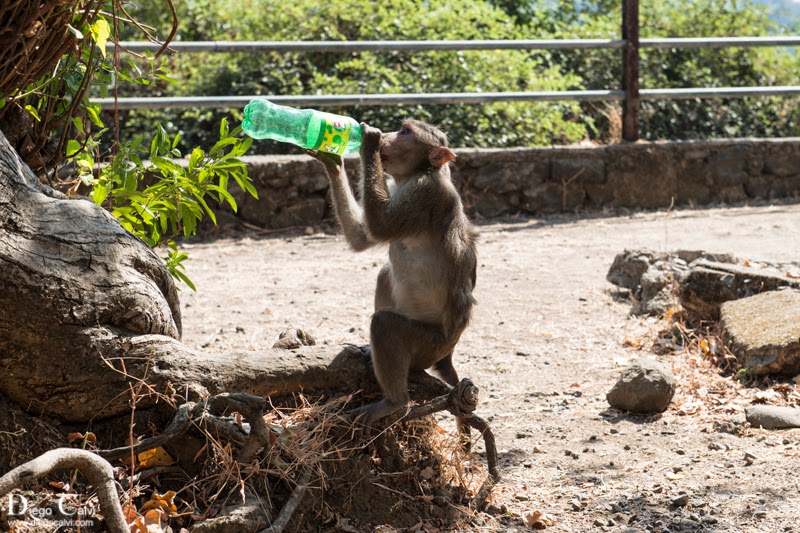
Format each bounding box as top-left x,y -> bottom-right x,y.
343,343 -> 371,360
348,399 -> 405,429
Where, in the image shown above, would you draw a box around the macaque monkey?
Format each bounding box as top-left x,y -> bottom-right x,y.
308,119 -> 477,427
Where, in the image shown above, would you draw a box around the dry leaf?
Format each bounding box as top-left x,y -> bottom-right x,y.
137,447 -> 175,468
420,466 -> 435,480
67,432 -> 96,444
129,507 -> 166,533
786,272 -> 800,279
523,509 -> 557,529
139,491 -> 178,516
49,481 -> 68,491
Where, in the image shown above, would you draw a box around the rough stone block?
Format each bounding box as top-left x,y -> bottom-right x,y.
606,146 -> 677,209
721,289 -> 800,375
680,259 -> 800,320
552,157 -> 605,184
607,359 -> 676,413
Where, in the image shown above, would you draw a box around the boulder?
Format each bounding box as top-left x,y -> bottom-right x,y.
680,259 -> 800,320
721,289 -> 800,375
607,359 -> 676,413
745,405 -> 800,429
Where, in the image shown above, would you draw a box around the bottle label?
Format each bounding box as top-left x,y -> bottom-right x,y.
314,113 -> 352,155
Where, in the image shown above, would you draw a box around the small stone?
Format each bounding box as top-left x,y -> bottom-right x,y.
709,442 -> 729,452
523,461 -> 533,468
675,449 -> 686,455
533,446 -> 544,453
702,517 -> 719,525
671,494 -> 690,507
754,510 -> 767,519
570,499 -> 582,511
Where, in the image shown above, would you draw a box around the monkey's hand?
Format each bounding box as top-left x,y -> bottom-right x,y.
306,149 -> 343,176
359,123 -> 383,159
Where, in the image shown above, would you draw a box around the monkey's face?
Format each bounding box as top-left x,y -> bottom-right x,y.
380,123 -> 431,179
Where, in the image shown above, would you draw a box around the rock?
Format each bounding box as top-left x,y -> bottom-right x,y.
606,359 -> 676,413
639,265 -> 679,315
681,260 -> 800,320
721,289 -> 800,375
273,328 -> 317,349
745,405 -> 800,429
671,494 -> 690,507
607,250 -> 659,290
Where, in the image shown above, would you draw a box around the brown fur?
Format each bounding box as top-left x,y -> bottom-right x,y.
309,119 -> 477,426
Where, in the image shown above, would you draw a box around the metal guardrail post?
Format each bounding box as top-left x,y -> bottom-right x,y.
622,0 -> 640,142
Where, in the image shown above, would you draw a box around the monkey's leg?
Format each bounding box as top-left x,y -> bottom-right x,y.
374,263 -> 394,311
354,310 -> 449,427
432,355 -> 472,449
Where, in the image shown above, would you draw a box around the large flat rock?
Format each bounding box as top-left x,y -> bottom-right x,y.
721,289 -> 800,375
681,259 -> 800,320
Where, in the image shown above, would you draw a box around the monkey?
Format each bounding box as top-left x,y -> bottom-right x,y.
308,119 -> 477,427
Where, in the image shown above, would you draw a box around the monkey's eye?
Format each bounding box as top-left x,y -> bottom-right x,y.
399,126 -> 410,135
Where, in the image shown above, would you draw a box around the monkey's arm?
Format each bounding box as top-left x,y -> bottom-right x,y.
307,150 -> 374,251
359,124 -> 436,241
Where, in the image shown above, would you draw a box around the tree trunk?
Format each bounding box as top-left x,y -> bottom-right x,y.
0,130 -> 447,426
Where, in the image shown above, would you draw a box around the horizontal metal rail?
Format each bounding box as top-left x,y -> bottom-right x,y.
90,86 -> 800,110
641,36 -> 800,49
111,36 -> 800,54
113,39 -> 627,53
91,91 -> 626,110
641,86 -> 800,99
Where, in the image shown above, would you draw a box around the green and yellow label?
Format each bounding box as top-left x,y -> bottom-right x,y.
314,113 -> 352,155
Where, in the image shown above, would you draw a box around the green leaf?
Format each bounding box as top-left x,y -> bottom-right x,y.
24,105 -> 41,122
66,139 -> 82,157
90,18 -> 111,58
86,105 -> 104,128
188,148 -> 204,173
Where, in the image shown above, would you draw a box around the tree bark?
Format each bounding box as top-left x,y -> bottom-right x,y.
0,129 -> 448,425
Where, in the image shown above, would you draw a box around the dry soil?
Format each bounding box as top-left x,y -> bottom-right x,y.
179,202 -> 800,532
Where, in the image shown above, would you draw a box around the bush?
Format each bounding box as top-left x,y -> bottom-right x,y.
113,0 -> 591,152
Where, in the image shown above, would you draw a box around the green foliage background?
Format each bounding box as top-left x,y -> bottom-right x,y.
115,0 -> 800,151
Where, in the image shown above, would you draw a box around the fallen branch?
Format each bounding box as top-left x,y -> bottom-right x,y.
99,393 -> 272,465
0,449 -> 128,533
389,378 -> 500,482
258,468 -> 312,533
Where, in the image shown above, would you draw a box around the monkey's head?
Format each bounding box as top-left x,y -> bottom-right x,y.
380,119 -> 456,179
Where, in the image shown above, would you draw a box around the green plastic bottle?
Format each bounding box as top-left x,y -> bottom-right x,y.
242,98 -> 362,155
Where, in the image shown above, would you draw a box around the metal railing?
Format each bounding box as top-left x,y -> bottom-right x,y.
92,0 -> 800,141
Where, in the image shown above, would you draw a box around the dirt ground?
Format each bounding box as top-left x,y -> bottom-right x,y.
178,202 -> 800,532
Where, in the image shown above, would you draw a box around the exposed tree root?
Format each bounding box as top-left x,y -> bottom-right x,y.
0,448 -> 128,533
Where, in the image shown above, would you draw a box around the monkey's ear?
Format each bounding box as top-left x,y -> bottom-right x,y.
429,146 -> 456,167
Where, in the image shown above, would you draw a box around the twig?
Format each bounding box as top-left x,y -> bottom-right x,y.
388,378 -> 500,482
99,392 -> 272,465
98,401 -> 197,461
258,469 -> 312,533
0,449 -> 128,533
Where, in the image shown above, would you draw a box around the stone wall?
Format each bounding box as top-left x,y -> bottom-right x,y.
233,138 -> 800,228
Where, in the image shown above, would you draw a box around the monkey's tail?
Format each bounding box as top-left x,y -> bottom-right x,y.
444,289 -> 476,340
